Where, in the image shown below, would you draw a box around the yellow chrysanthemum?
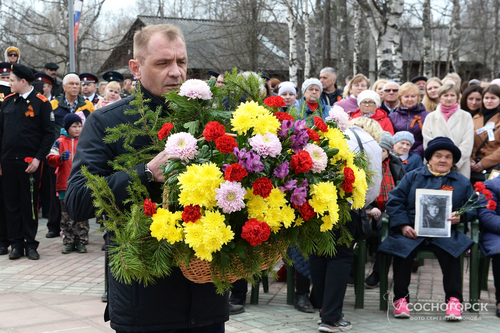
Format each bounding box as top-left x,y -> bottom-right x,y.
150,208 -> 184,244
266,188 -> 287,208
231,101 -> 280,135
178,163 -> 224,209
323,127 -> 350,163
309,182 -> 337,216
280,205 -> 296,228
294,216 -> 305,227
351,165 -> 368,209
246,188 -> 295,233
183,210 -> 234,262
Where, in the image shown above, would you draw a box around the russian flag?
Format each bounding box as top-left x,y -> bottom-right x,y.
74,0 -> 84,55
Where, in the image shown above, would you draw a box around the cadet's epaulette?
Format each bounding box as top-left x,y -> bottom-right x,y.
36,93 -> 48,102
4,93 -> 15,100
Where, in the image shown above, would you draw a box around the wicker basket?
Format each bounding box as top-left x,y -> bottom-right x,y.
179,252 -> 283,284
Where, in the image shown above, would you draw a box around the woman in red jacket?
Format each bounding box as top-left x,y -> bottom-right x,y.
351,90 -> 394,134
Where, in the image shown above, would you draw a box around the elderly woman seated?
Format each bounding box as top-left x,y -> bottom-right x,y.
378,137 -> 476,321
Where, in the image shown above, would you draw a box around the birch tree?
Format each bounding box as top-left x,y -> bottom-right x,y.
492,0 -> 500,77
422,0 -> 432,77
355,0 -> 404,82
352,1 -> 362,75
336,0 -> 349,84
304,0 -> 312,79
285,0 -> 299,83
446,0 -> 461,73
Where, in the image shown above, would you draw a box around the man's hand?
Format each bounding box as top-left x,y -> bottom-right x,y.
471,160 -> 484,173
447,211 -> 461,225
146,151 -> 173,183
25,158 -> 40,173
401,225 -> 417,239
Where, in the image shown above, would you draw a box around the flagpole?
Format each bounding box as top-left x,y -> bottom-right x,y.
69,0 -> 75,72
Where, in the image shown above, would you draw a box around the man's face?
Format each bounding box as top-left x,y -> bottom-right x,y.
130,34 -> 187,98
0,75 -> 9,82
63,76 -> 81,98
383,82 -> 400,103
43,83 -> 52,96
428,204 -> 439,217
9,73 -> 23,94
319,71 -> 336,91
215,75 -> 225,87
81,82 -> 96,96
45,68 -> 57,79
415,80 -> 426,96
7,52 -> 18,64
123,80 -> 132,91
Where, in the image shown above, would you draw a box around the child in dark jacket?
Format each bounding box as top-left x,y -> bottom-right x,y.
47,113 -> 88,254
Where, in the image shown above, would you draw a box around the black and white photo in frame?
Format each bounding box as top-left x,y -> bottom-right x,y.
415,189 -> 453,237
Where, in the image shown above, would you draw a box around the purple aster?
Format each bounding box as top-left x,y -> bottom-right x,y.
244,151 -> 264,172
291,186 -> 307,206
278,120 -> 294,138
290,130 -> 309,152
293,120 -> 306,133
273,161 -> 290,179
278,179 -> 297,192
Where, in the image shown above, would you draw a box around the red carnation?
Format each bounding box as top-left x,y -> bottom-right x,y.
342,167 -> 356,193
203,121 -> 226,142
182,205 -> 202,223
314,116 -> 328,133
158,123 -> 174,140
474,182 -> 486,192
290,151 -> 313,174
264,96 -> 286,108
487,199 -> 497,211
143,198 -> 157,216
295,201 -> 316,221
225,163 -> 248,182
274,111 -> 295,122
306,127 -> 320,142
24,157 -> 34,164
252,177 -> 274,198
482,189 -> 494,200
241,218 -> 271,246
215,135 -> 238,154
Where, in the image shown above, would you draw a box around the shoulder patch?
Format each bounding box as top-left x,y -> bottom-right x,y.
36,94 -> 48,102
50,99 -> 59,110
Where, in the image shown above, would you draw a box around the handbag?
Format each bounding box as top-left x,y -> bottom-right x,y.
349,128 -> 372,241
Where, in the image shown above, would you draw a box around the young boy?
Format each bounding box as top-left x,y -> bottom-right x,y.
393,131 -> 423,172
47,113 -> 89,254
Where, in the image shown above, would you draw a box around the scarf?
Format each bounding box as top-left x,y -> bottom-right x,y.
440,103 -> 459,121
306,101 -> 318,112
427,164 -> 450,177
483,107 -> 499,125
376,158 -> 395,211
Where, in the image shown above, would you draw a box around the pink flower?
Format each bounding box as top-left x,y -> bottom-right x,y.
248,132 -> 282,158
325,105 -> 349,132
178,79 -> 213,100
215,181 -> 247,213
303,143 -> 328,173
165,132 -> 199,161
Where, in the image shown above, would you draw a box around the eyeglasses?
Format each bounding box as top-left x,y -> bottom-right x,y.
360,101 -> 376,106
8,53 -> 18,57
384,89 -> 399,93
352,84 -> 368,88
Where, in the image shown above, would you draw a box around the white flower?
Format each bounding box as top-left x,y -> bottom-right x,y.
179,79 -> 213,100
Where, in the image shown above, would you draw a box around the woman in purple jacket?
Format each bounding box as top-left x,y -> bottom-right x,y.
334,74 -> 370,115
389,82 -> 429,157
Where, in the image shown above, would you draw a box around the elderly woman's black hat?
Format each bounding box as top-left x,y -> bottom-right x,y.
424,136 -> 461,164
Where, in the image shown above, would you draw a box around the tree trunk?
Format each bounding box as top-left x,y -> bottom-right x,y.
286,0 -> 299,83
422,0 -> 432,78
450,0 -> 461,73
336,0 -> 349,84
493,0 -> 500,78
322,0 -> 331,67
249,0 -> 259,71
304,0 -> 312,79
352,1 -> 362,75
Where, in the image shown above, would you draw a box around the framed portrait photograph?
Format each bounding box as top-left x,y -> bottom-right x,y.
415,189 -> 453,238
488,169 -> 500,180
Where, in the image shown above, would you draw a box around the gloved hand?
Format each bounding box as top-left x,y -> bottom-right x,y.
60,150 -> 70,161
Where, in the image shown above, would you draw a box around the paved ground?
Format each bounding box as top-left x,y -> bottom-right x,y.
0,218 -> 498,332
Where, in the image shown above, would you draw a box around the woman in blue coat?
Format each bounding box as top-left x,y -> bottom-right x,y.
378,137 -> 476,321
478,176 -> 500,318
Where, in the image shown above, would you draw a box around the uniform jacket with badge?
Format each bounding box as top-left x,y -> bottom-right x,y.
51,94 -> 94,132
378,166 -> 475,259
0,90 -> 54,161
422,105 -> 474,179
478,177 -> 500,257
65,85 -> 228,332
46,128 -> 78,192
388,103 -> 429,158
471,111 -> 500,169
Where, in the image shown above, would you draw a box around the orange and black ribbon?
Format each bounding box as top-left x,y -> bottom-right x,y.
25,105 -> 34,117
410,115 -> 423,130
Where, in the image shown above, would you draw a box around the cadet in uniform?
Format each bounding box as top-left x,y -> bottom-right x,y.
0,64 -> 54,259
0,63 -> 10,255
79,73 -> 101,106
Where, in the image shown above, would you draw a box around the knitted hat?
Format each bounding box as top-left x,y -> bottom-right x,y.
491,79 -> 500,87
424,136 -> 461,164
379,131 -> 394,151
357,90 -> 381,107
393,131 -> 415,146
63,113 -> 82,132
278,81 -> 297,96
301,78 -> 323,94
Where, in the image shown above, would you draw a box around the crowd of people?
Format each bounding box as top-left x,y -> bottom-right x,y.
2,22 -> 500,333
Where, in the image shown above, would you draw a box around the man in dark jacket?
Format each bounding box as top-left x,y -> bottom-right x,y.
66,24 -> 230,333
319,67 -> 343,106
45,62 -> 63,98
0,64 -> 54,260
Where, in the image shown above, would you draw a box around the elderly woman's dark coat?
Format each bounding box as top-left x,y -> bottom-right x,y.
378,166 -> 475,259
